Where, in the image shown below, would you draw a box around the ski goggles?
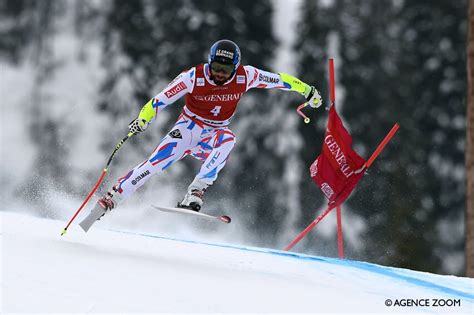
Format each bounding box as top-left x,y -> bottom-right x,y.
210,61 -> 235,75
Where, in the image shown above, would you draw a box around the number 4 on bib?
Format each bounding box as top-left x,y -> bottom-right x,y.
210,106 -> 221,116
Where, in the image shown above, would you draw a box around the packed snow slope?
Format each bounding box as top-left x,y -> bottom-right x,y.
1,211 -> 473,314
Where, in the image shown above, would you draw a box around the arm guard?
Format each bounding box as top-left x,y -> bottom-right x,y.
279,73 -> 312,97
138,99 -> 156,123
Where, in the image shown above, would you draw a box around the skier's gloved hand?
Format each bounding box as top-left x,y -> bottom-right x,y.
128,118 -> 149,135
304,86 -> 322,108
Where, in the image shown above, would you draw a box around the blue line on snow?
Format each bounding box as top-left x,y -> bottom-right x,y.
107,228 -> 473,301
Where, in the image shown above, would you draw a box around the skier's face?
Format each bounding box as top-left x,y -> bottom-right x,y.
210,62 -> 234,85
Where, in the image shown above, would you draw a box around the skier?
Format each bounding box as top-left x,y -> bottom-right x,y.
98,39 -> 322,214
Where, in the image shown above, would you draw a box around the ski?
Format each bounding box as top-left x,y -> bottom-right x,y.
79,203 -> 108,232
151,205 -> 231,224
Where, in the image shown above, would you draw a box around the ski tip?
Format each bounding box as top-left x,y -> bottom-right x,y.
220,215 -> 231,224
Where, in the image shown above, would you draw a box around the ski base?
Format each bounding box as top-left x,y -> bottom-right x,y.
151,205 -> 231,224
79,203 -> 107,232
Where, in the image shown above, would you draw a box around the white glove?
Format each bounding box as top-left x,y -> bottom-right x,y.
305,86 -> 322,108
128,118 -> 149,135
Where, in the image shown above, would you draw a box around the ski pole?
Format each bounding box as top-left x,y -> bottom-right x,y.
60,131 -> 134,236
296,102 -> 311,124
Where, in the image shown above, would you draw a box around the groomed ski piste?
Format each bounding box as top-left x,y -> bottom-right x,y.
2,211 -> 473,314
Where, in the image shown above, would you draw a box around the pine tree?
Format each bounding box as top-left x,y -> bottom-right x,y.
2,0 -> 79,215
466,0 -> 474,277
295,0 -> 467,274
354,0 -> 468,275
293,0 -> 336,253
0,0 -> 37,63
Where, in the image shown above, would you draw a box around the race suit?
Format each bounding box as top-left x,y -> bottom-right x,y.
113,63 -> 309,200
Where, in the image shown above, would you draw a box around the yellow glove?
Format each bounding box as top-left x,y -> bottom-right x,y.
304,86 -> 322,108
128,118 -> 149,135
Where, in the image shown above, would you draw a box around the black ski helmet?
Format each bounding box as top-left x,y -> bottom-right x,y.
208,39 -> 241,69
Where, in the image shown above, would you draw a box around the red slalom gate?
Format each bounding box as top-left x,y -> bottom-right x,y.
284,58 -> 399,252
284,123 -> 399,251
331,58 -> 345,258
336,205 -> 344,258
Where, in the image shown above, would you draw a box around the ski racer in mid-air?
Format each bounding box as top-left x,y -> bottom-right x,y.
97,39 -> 322,215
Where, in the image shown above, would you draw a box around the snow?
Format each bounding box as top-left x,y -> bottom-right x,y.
2,211 -> 473,314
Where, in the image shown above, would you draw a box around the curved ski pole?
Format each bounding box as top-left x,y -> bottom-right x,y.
61,131 -> 135,236
296,102 -> 311,124
105,132 -> 135,169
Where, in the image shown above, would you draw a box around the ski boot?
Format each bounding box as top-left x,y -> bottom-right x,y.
98,191 -> 117,212
177,179 -> 208,212
79,187 -> 123,232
